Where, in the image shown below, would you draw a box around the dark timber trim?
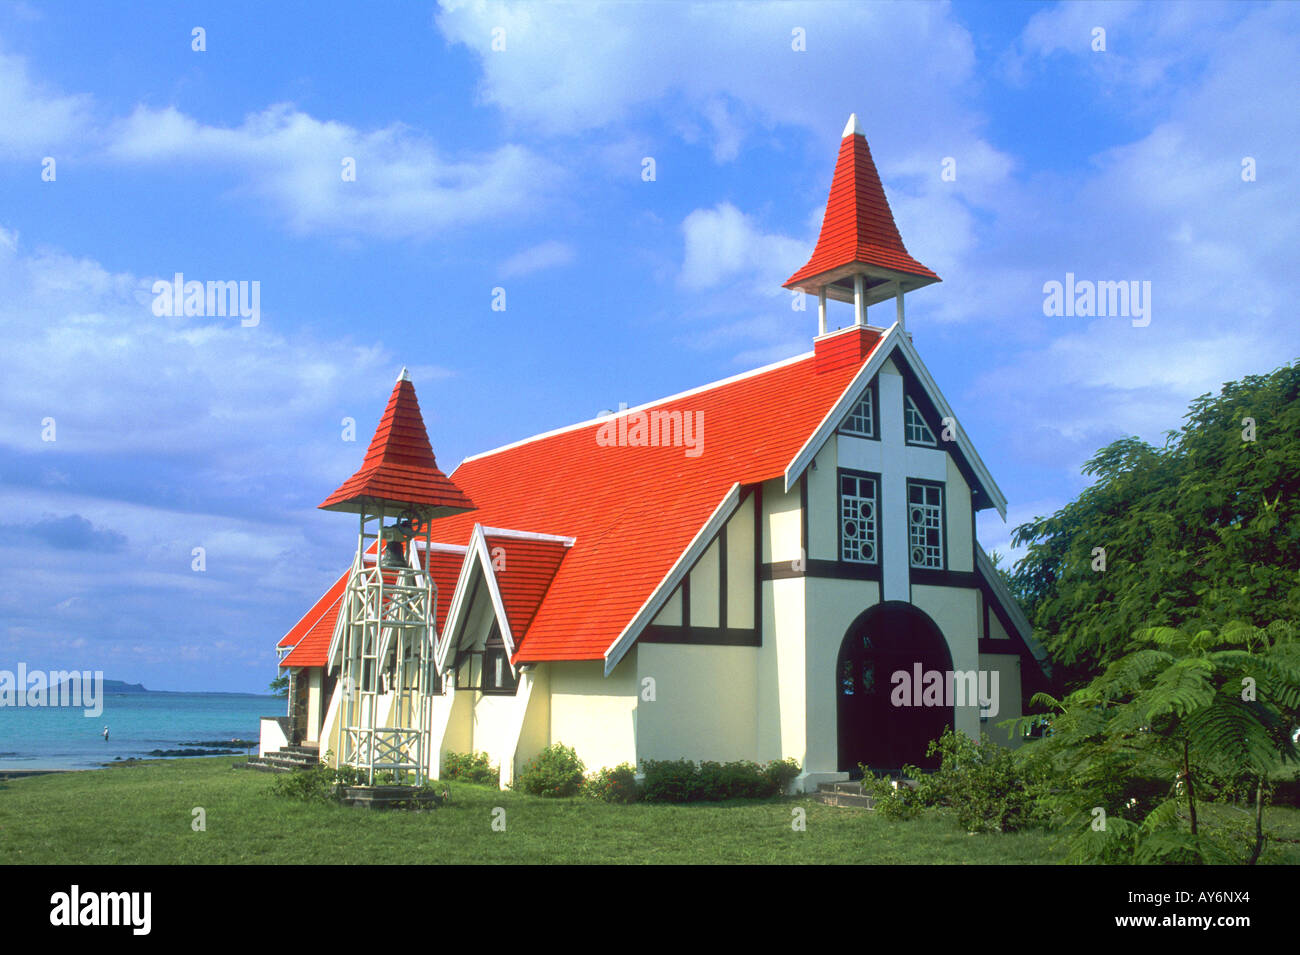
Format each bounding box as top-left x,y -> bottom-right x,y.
753,484 -> 762,641
909,568 -> 977,588
718,516 -> 728,630
762,559 -> 882,582
978,637 -> 1034,659
641,625 -> 761,647
799,474 -> 809,561
681,566 -> 691,629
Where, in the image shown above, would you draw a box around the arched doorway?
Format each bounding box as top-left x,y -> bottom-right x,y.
836,602 -> 954,775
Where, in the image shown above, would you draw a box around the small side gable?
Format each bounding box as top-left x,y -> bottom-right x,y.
436,525 -> 573,674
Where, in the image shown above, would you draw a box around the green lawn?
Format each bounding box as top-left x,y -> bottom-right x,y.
1,758 -> 1297,864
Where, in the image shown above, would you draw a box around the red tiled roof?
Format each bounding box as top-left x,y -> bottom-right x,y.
425,345 -> 875,663
278,569 -> 349,649
319,372 -> 476,516
482,534 -> 570,643
785,123 -> 939,290
280,594 -> 342,669
285,339 -> 879,667
279,545 -> 466,668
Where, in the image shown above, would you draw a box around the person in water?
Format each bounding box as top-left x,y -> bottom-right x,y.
102,726 -> 109,742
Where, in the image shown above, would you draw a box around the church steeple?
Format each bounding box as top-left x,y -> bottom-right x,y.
784,114 -> 940,336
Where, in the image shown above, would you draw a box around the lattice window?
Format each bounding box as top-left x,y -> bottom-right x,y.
905,395 -> 937,446
840,473 -> 878,564
842,388 -> 875,438
908,482 -> 944,568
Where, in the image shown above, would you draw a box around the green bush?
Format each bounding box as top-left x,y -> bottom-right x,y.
641,757 -> 803,802
441,751 -> 499,786
859,770 -> 922,821
270,763 -> 341,803
764,757 -> 801,795
514,743 -> 586,797
582,763 -> 641,803
641,758 -> 703,802
904,728 -> 1048,833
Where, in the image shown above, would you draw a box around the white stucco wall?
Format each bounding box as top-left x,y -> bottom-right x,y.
909,583 -> 981,740
803,576 -> 881,779
978,652 -> 1024,749
727,492 -> 756,628
548,654 -> 639,772
690,537 -> 721,627
305,669 -> 322,743
636,643 -> 758,763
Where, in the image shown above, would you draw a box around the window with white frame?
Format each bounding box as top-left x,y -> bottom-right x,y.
841,387 -> 876,438
908,482 -> 944,568
904,395 -> 937,446
840,472 -> 879,563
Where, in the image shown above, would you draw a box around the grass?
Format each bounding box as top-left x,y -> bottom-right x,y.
2,757 -> 1297,864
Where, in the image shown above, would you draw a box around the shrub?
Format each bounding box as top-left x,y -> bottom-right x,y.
905,728 -> 1048,833
441,751 -> 499,786
764,757 -> 801,795
270,763 -> 341,803
582,763 -> 641,803
640,758 -> 703,803
514,743 -> 586,797
641,757 -> 803,802
860,770 -> 922,821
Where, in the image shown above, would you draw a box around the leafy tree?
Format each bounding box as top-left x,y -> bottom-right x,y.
268,673 -> 289,697
1011,361 -> 1300,688
1016,620 -> 1300,864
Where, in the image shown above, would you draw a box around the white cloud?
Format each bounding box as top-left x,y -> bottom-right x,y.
0,226 -> 449,479
499,239 -> 575,277
104,103 -> 561,238
436,0 -> 983,158
679,202 -> 805,293
0,49 -> 93,158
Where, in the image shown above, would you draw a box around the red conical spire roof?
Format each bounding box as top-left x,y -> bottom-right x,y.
319,368 -> 475,516
784,114 -> 939,296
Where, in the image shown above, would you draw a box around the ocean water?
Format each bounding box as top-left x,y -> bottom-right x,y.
0,691 -> 282,770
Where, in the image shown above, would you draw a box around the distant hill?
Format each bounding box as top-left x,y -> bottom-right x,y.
102,680 -> 148,693
53,677 -> 148,694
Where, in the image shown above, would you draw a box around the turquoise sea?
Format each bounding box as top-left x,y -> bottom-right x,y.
0,691 -> 281,770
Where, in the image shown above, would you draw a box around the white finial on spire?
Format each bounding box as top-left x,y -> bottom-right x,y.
397,367 -> 410,382
842,113 -> 863,139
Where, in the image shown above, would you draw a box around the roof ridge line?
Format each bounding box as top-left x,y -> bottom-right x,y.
457,347 -> 815,467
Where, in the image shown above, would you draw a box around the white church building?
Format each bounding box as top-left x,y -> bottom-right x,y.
263,115 -> 1047,792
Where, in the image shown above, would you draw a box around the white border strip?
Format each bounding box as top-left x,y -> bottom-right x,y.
459,352 -> 813,466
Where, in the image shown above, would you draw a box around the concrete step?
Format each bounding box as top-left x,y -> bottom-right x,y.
232,749 -> 321,773
811,791 -> 875,809
233,757 -> 291,774
817,781 -> 864,796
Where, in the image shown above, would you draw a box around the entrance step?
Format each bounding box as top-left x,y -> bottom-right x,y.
233,747 -> 322,774
812,789 -> 874,809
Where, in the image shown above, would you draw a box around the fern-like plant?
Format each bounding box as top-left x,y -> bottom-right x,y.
1011,619 -> 1300,864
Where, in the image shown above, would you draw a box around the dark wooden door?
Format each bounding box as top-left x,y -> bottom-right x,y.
836,603 -> 954,775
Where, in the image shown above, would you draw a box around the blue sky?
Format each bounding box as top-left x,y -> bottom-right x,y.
1,1 -> 1296,692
